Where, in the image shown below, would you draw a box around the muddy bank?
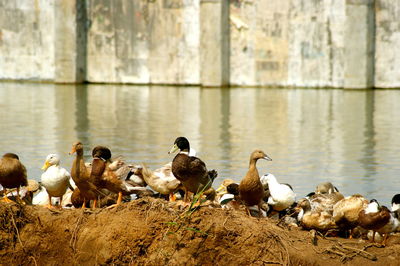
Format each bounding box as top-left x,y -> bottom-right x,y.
1,198 -> 400,265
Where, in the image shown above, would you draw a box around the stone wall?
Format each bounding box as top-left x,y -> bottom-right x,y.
86,0 -> 200,84
375,0 -> 400,88
0,0 -> 399,88
0,0 -> 55,81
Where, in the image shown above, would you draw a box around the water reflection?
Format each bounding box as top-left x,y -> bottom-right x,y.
0,82 -> 399,204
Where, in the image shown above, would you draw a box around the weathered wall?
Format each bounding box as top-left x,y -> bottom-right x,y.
375,0 -> 400,88
229,0 -> 375,88
0,0 -> 399,88
0,0 -> 55,81
86,0 -> 200,84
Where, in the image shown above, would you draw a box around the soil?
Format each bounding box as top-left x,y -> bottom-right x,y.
1,198 -> 400,265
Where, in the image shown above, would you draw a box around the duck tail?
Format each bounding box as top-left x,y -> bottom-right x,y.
123,181 -> 149,193
140,164 -> 154,184
208,169 -> 218,182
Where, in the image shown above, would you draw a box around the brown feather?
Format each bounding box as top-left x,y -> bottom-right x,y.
358,206 -> 391,231
171,153 -> 214,194
239,150 -> 269,207
0,153 -> 28,189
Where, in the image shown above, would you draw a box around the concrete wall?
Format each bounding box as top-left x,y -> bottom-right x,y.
0,0 -> 55,81
0,0 -> 399,88
86,0 -> 200,84
375,0 -> 400,88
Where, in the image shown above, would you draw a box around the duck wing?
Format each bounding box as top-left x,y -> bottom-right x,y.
0,157 -> 28,188
358,207 -> 391,230
90,158 -> 107,187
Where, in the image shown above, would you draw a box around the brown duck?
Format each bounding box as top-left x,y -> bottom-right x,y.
169,137 -> 217,202
69,142 -> 100,208
90,146 -> 148,207
0,153 -> 28,203
332,194 -> 368,238
239,150 -> 272,216
358,199 -> 391,242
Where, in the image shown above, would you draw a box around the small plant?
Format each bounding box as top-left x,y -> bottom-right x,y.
185,179 -> 212,217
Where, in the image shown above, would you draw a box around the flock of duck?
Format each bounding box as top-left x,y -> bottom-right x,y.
0,137 -> 399,245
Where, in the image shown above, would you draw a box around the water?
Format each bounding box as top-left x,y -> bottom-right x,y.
1,82 -> 399,205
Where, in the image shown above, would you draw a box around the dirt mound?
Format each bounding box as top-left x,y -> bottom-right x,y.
1,198 -> 400,265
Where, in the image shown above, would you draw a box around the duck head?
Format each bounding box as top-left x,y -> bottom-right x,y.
295,198 -> 311,221
392,194 -> 400,212
69,142 -> 83,155
250,150 -> 272,161
41,154 -> 60,170
92,146 -> 112,161
365,199 -> 380,214
315,182 -> 339,194
168,137 -> 190,154
227,183 -> 239,196
261,173 -> 277,185
2,153 -> 20,160
216,179 -> 235,194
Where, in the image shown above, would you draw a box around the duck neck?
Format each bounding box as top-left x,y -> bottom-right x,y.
247,158 -> 260,179
74,149 -> 84,177
249,157 -> 258,168
179,148 -> 190,155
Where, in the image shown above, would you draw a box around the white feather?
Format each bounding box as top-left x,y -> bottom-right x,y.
263,174 -> 295,211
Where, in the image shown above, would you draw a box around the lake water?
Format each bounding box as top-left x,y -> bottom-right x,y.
1,82 -> 399,205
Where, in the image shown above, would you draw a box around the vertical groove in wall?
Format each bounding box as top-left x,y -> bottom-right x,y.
76,0 -> 88,82
221,0 -> 230,86
368,0 -> 376,88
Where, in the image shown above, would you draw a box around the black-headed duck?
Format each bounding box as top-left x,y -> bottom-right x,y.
0,153 -> 28,203
91,146 -> 147,207
238,150 -> 271,217
168,137 -> 217,202
392,194 -> 400,212
358,199 -> 391,242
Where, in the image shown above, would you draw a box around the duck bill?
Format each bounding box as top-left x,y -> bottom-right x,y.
216,184 -> 227,193
263,155 -> 272,161
168,144 -> 179,154
41,161 -> 50,170
69,146 -> 76,155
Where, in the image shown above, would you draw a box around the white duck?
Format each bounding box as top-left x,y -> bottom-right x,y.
41,154 -> 73,208
261,173 -> 295,212
140,162 -> 182,201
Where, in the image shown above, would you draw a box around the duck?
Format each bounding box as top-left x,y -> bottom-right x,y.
0,153 -> 28,203
296,197 -> 337,232
90,146 -> 148,207
215,179 -> 240,207
140,162 -> 182,201
315,182 -> 339,194
41,154 -> 73,208
216,179 -> 236,196
392,194 -> 400,212
261,173 -> 296,213
2,179 -> 39,205
332,194 -> 369,238
168,137 -> 217,202
238,150 -> 272,217
376,210 -> 400,245
69,142 -> 101,208
307,191 -> 344,214
358,199 -> 391,243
